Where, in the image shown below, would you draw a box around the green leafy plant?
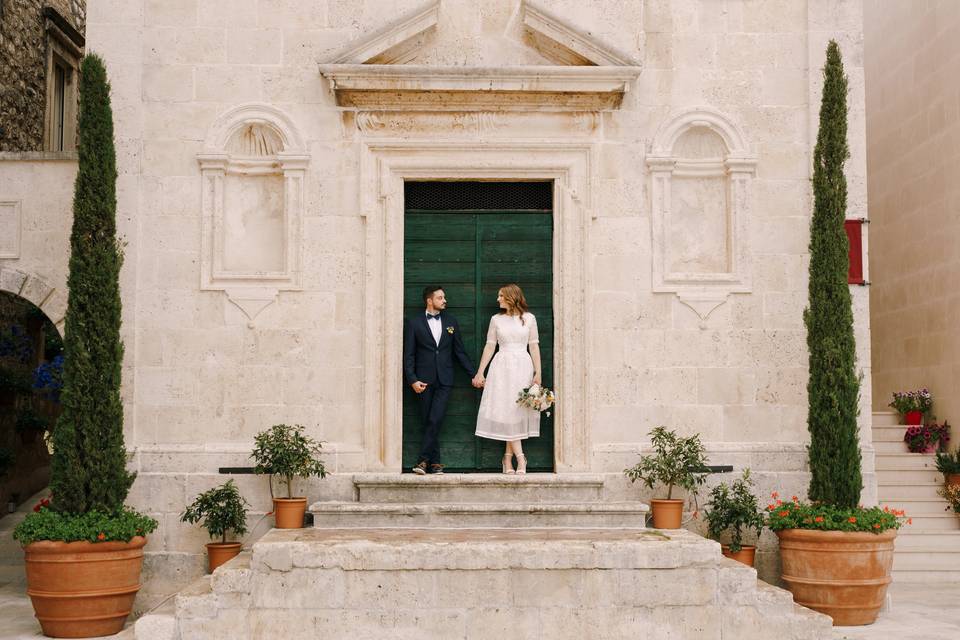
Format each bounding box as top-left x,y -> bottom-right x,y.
624,426 -> 709,499
180,480 -> 249,545
766,496 -> 907,534
935,450 -> 960,475
703,469 -> 766,553
13,506 -> 158,546
251,424 -> 327,499
937,484 -> 960,515
0,448 -> 14,478
889,389 -> 933,415
804,40 -> 862,510
14,54 -> 155,543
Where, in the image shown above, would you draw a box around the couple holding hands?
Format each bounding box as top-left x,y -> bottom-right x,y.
403,284 -> 542,475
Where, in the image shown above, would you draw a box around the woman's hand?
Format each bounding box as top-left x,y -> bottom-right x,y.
472,374 -> 485,388
533,372 -> 542,386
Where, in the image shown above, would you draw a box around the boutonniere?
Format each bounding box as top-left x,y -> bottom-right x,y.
447,327 -> 455,334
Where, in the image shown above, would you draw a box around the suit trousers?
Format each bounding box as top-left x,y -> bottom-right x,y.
417,383 -> 452,464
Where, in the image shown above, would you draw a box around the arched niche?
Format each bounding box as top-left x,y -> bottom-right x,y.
197,104 -> 310,321
646,108 -> 758,320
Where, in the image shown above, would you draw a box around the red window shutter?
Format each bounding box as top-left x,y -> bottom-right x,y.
844,219 -> 864,285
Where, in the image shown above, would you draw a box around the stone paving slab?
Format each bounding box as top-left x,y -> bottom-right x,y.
833,582 -> 960,640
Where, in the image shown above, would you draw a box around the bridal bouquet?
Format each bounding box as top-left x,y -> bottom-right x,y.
517,383 -> 556,415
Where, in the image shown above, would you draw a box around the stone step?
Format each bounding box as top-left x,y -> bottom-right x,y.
874,440 -> 910,453
894,530 -> 960,551
878,483 -> 948,501
133,598 -> 176,640
890,569 -> 960,583
310,501 -> 650,528
877,468 -> 943,484
871,425 -> 907,442
353,473 -> 606,504
900,514 -> 960,531
893,550 -> 960,571
874,453 -> 939,471
871,411 -> 901,426
883,499 -> 952,515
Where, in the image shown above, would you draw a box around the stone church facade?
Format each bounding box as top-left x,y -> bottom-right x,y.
3,0 -> 869,598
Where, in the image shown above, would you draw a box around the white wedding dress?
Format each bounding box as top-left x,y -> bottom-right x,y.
475,312 -> 540,441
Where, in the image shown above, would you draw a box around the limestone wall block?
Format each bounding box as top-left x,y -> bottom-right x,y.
698,0 -> 744,33
756,143 -> 809,181
143,65 -> 194,103
716,560 -> 758,605
434,570 -> 511,608
753,179 -> 810,218
591,218 -> 645,255
673,33 -> 718,69
697,368 -> 758,405
252,568 -> 346,609
146,0 -> 198,27
663,331 -> 729,367
761,292 -> 806,329
227,29 -> 283,65
342,569 -> 436,609
281,28 -> 353,68
671,405 -> 724,440
194,65 -> 263,103
139,217 -> 201,254
129,472 -> 188,513
224,366 -> 285,406
592,253 -> 647,292
241,328 -> 308,366
137,366 -> 199,406
88,0 -> 143,25
755,366 -> 807,406
0,268 -> 28,294
267,293 -> 336,331
743,0 -> 807,32
722,404 -> 785,442
509,569 -> 581,607
198,0 -> 257,27
715,34 -> 763,70
305,250 -> 364,289
257,0 -> 328,29
261,68 -> 330,104
703,69 -> 763,105
143,102 -> 220,143
142,139 -> 202,177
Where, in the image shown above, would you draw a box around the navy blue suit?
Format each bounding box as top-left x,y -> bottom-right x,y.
403,312 -> 476,465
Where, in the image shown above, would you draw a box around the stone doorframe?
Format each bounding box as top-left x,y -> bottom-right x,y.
360,141 -> 594,473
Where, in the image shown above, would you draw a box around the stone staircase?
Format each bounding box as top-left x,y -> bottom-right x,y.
135,474 -> 831,639
873,411 -> 960,582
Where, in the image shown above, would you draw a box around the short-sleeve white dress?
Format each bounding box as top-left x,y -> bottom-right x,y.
474,312 -> 540,442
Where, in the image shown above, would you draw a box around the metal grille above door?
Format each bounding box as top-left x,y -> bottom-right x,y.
403,181 -> 554,472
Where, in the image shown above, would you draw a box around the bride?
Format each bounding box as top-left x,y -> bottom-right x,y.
472,283 -> 542,474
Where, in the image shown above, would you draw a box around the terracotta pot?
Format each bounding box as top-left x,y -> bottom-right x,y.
722,544 -> 756,567
946,474 -> 960,487
206,542 -> 242,573
777,528 -> 895,626
904,411 -> 923,425
649,499 -> 684,529
23,536 -> 147,638
273,497 -> 307,529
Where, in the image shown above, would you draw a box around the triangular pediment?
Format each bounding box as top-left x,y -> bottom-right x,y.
319,0 -> 641,112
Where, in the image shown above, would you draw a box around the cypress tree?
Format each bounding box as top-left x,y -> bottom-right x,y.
50,54 -> 134,514
804,41 -> 861,508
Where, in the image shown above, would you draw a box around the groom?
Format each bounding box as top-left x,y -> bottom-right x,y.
403,285 -> 477,475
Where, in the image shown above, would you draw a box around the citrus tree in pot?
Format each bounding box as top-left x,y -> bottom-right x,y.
181,480 -> 250,572
251,423 -> 327,528
624,426 -> 708,529
770,40 -> 906,627
12,54 -> 158,638
703,469 -> 766,567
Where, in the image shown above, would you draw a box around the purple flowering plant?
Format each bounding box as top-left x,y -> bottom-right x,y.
903,421 -> 950,453
889,388 -> 933,414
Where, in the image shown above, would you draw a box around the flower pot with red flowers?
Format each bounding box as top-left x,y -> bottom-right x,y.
903,422 -> 950,454
180,480 -> 250,572
624,426 -> 708,529
251,424 -> 327,529
935,450 -> 960,486
888,389 -> 933,425
703,469 -> 766,567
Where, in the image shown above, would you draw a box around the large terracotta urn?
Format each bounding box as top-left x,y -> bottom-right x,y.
23,536 -> 147,638
777,529 -> 895,626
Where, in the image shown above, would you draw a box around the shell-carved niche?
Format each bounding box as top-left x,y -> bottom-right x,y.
198,105 -> 309,321
647,108 -> 757,320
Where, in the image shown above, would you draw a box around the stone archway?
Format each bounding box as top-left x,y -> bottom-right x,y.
0,267 -> 65,338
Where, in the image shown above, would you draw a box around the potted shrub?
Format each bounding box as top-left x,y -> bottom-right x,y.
937,484 -> 960,519
703,469 -> 766,567
15,410 -> 48,445
904,422 -> 950,453
774,41 -> 902,627
181,480 -> 250,572
11,55 -> 158,638
251,423 -> 327,529
624,426 -> 708,529
935,450 -> 960,487
888,388 -> 933,425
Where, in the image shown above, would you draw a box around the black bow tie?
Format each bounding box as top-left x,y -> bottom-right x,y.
427,313 -> 441,320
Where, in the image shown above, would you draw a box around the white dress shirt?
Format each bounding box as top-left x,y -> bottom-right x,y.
427,313 -> 442,345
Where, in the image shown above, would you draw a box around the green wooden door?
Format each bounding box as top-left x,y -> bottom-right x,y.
403,182 -> 554,472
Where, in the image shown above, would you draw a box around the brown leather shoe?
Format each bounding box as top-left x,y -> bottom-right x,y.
429,463 -> 445,475
412,460 -> 428,475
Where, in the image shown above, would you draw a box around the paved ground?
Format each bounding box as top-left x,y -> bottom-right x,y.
0,577 -> 956,639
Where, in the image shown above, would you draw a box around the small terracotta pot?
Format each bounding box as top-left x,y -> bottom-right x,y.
946,474 -> 960,487
206,542 -> 242,573
23,536 -> 147,638
273,497 -> 307,529
777,528 -> 896,626
649,498 -> 684,529
904,411 -> 923,425
722,544 -> 756,567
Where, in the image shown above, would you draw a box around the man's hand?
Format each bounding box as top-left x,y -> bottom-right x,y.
411,381 -> 428,394
471,374 -> 485,389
